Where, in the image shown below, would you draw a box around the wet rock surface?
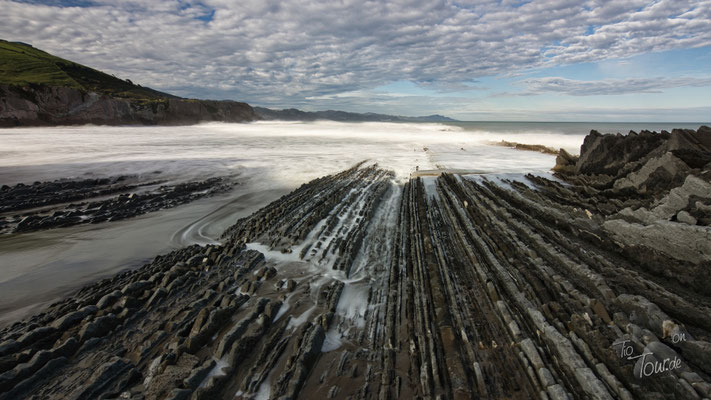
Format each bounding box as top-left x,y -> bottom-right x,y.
0,175 -> 234,234
1,128 -> 710,399
492,140 -> 559,155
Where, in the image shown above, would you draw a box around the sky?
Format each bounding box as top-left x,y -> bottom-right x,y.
1,0 -> 711,121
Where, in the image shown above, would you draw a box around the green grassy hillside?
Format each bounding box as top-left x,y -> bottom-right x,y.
0,39 -> 176,100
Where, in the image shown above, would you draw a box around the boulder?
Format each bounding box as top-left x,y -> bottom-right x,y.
676,210 -> 697,225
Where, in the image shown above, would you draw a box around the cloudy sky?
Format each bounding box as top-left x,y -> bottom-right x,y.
2,0 -> 711,121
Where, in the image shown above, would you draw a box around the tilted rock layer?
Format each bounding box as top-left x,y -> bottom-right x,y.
1,128 -> 711,399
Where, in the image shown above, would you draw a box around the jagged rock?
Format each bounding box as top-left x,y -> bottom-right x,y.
671,148 -> 711,169
575,129 -> 668,176
552,148 -> 578,175
613,152 -> 689,194
668,126 -> 711,153
650,175 -> 711,220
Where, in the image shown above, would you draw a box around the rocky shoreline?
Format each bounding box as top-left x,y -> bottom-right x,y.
0,127 -> 710,399
492,140 -> 559,155
0,175 -> 235,234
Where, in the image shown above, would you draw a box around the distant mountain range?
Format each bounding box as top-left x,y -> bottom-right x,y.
0,39 -> 456,127
254,107 -> 458,123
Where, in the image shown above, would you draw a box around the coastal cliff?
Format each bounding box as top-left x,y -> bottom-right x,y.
0,40 -> 257,126
0,84 -> 257,127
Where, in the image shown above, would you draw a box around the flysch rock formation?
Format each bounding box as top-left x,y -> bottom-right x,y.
1,128 -> 711,399
0,175 -> 235,234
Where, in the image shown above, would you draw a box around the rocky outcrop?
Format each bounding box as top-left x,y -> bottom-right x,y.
552,148 -> 579,175
494,140 -> 559,155
0,175 -> 235,233
0,84 -> 257,127
667,126 -> 711,153
569,126 -> 711,190
613,151 -> 690,194
575,129 -> 670,176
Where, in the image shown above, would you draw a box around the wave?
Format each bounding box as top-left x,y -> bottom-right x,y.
0,121 -> 584,187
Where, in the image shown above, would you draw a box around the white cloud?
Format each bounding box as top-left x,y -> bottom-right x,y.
1,0 -> 710,110
520,76 -> 711,96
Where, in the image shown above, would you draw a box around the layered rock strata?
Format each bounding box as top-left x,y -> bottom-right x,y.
0,176 -> 234,234
1,129 -> 710,399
